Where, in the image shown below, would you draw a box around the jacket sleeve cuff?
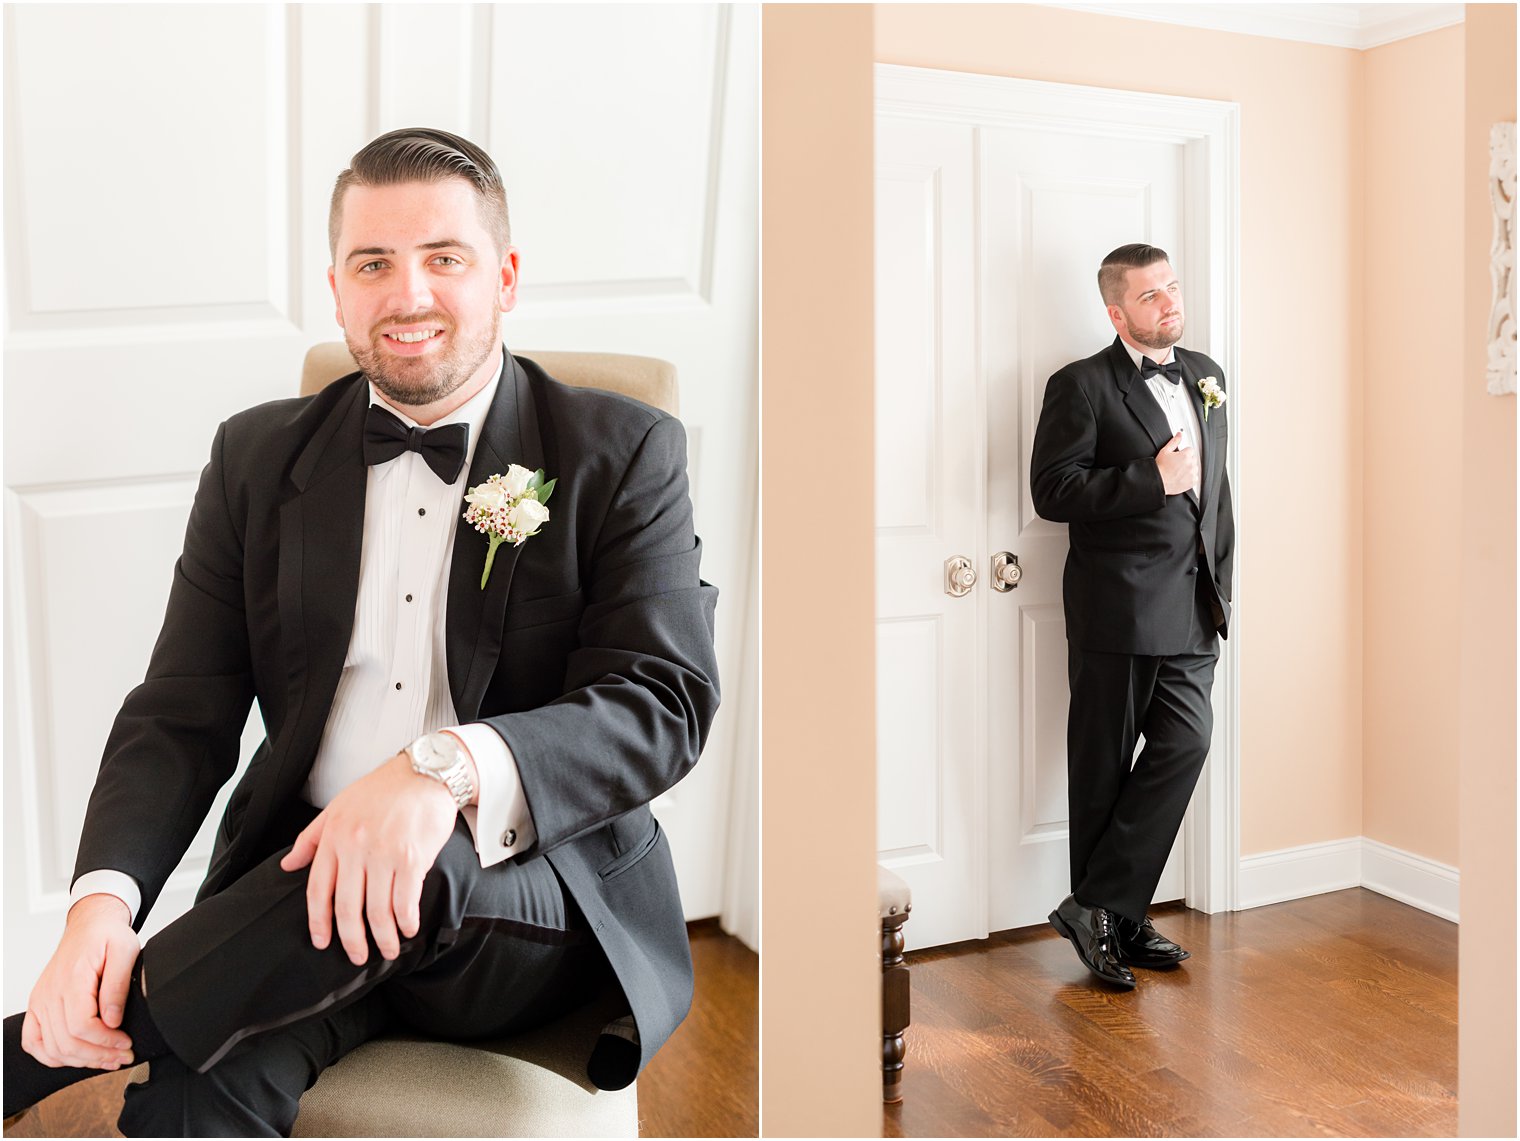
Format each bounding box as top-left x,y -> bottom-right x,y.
69,870 -> 142,926
443,723 -> 538,868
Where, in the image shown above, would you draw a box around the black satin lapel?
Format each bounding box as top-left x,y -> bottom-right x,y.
268,384 -> 368,810
446,351 -> 545,720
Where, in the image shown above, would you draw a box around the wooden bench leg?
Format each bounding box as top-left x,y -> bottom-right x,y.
881,909 -> 910,1104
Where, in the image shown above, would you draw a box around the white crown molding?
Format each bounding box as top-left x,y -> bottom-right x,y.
1238,836 -> 1459,921
1039,4 -> 1464,50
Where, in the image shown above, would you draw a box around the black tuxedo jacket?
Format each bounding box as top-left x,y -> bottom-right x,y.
73,349 -> 721,1085
1030,337 -> 1234,655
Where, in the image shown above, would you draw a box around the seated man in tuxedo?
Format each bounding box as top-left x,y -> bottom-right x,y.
4,126 -> 720,1136
1030,243 -> 1233,989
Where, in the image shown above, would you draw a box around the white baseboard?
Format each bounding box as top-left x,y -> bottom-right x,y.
1238,837 -> 1363,909
1361,838 -> 1459,922
1238,837 -> 1458,922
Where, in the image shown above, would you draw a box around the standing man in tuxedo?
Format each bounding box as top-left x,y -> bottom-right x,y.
1030,243 -> 1233,989
4,127 -> 720,1134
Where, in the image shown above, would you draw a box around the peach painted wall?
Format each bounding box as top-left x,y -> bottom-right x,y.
1362,27 -> 1465,867
875,4 -> 1366,855
1458,7 -> 1516,1134
761,6 -> 881,1136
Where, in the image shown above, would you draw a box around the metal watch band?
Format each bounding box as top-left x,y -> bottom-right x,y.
406,733 -> 475,809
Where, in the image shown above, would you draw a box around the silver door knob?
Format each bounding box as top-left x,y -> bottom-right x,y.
991,551 -> 1022,591
944,556 -> 976,597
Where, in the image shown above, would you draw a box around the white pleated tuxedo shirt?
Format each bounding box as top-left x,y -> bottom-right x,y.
1122,339 -> 1202,498
72,360 -> 538,922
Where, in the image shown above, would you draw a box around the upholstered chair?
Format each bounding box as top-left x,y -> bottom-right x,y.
289,342 -> 678,1138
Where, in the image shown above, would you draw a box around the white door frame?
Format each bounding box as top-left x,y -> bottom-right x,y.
876,63 -> 1243,916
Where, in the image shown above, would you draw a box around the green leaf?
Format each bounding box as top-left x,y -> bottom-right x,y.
528,469 -> 545,491
537,477 -> 557,504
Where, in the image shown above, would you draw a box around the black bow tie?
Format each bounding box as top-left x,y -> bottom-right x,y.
1140,357 -> 1183,385
363,404 -> 469,484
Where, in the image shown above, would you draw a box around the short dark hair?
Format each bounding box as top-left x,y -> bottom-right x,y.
328,127 -> 510,258
1098,243 -> 1170,305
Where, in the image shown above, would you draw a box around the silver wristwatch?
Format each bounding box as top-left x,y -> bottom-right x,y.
406,732 -> 475,808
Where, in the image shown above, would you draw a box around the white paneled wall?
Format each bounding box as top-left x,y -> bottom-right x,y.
3,3 -> 759,1009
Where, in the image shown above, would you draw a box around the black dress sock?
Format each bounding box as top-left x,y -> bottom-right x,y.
4,959 -> 170,1118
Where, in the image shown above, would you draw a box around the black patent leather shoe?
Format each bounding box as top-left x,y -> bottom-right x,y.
1115,914 -> 1190,968
1048,895 -> 1136,988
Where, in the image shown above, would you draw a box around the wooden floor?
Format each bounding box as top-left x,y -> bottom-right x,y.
640,921 -> 758,1137
5,922 -> 757,1139
884,889 -> 1457,1138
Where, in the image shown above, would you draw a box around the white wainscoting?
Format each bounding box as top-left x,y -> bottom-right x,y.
1238,837 -> 1459,922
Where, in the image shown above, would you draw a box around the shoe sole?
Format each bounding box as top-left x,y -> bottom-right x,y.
1047,909 -> 1137,989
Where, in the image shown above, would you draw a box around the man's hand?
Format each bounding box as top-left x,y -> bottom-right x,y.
21,894 -> 139,1070
1155,430 -> 1200,495
280,752 -> 466,966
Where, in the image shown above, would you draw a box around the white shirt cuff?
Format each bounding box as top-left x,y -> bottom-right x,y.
443,723 -> 537,868
69,870 -> 142,926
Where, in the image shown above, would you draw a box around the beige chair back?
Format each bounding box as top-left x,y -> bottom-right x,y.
299,342 -> 678,416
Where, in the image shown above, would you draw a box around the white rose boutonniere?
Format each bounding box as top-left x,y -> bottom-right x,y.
1197,376 -> 1227,421
498,463 -> 534,498
463,467 -> 557,589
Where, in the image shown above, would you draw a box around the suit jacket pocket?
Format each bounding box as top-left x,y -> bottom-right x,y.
503,588 -> 584,631
598,818 -> 663,882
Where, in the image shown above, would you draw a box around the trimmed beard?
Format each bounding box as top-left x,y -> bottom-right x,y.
1127,314 -> 1184,353
347,309 -> 501,407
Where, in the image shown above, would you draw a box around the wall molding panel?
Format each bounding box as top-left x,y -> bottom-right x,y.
6,5 -> 295,333
490,5 -> 728,313
7,478 -> 201,897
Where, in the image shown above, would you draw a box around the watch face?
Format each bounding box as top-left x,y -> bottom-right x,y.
414,735 -> 457,773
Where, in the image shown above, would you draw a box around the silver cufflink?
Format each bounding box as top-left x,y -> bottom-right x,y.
502,829 -> 517,847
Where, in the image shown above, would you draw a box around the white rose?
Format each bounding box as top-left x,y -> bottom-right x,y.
465,482 -> 510,511
500,464 -> 534,498
508,498 -> 550,535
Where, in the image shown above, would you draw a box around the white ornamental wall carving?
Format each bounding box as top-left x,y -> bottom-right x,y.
1489,122 -> 1516,396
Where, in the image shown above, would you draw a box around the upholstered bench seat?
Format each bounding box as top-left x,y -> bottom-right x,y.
292,993 -> 637,1138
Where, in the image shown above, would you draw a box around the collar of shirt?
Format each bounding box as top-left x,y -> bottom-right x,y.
366,349 -> 506,482
1120,338 -> 1177,377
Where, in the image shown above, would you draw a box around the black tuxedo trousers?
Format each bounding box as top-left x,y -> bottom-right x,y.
123,812 -> 608,1137
1066,571 -> 1219,922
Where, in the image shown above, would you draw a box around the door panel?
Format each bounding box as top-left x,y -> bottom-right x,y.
874,117 -> 987,950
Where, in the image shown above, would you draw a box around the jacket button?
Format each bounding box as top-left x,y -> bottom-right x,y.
502,829 -> 517,847
1187,567 -> 1199,575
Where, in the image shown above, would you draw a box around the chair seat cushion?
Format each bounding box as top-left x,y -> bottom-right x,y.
878,865 -> 912,920
293,997 -> 637,1138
